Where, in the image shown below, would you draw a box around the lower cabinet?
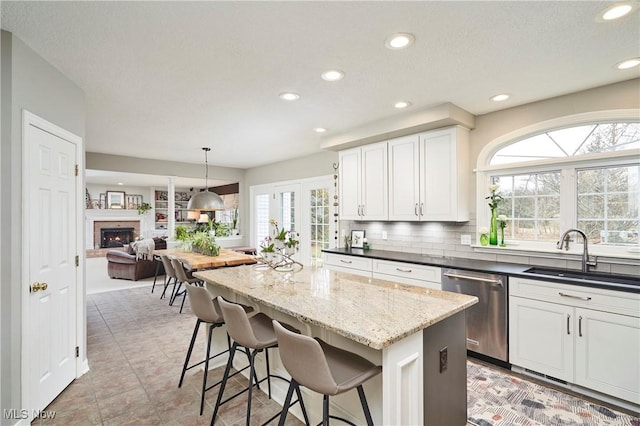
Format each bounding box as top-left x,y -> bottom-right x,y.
372,259 -> 441,290
509,278 -> 640,405
322,254 -> 441,289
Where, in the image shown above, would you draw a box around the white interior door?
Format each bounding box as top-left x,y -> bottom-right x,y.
24,113 -> 78,413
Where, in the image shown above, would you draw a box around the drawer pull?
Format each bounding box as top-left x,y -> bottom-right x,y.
558,292 -> 592,301
339,259 -> 353,264
396,267 -> 412,273
414,203 -> 419,216
567,314 -> 571,335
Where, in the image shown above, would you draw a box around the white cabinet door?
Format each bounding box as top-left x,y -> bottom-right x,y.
575,308 -> 640,404
509,297 -> 574,382
420,127 -> 469,221
361,142 -> 388,220
339,148 -> 362,220
388,135 -> 420,221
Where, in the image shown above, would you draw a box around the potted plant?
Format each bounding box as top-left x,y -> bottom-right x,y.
137,202 -> 152,215
231,207 -> 239,235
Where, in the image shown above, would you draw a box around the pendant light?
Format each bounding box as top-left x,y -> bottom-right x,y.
187,147 -> 225,211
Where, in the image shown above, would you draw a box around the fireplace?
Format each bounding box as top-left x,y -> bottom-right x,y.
100,227 -> 134,248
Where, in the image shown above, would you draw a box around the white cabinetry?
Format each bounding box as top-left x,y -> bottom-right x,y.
339,142 -> 388,221
388,126 -> 469,222
372,259 -> 441,290
323,253 -> 372,277
509,277 -> 640,405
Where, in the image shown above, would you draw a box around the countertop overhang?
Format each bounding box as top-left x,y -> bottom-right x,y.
194,265 -> 478,350
322,248 -> 640,293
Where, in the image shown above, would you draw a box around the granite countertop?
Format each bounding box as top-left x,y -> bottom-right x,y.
322,248 -> 640,293
194,265 -> 478,350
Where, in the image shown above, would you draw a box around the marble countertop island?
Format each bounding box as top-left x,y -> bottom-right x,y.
194,264 -> 477,350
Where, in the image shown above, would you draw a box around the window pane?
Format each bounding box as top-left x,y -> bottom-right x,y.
577,165 -> 639,246
490,122 -> 640,165
491,172 -> 560,242
309,188 -> 330,263
255,193 -> 270,253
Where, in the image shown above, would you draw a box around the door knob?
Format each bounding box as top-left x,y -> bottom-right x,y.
30,282 -> 48,293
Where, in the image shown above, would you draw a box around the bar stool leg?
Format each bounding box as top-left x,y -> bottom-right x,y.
200,324 -> 215,415
294,382 -> 310,426
212,342 -> 237,425
277,381 -> 295,426
357,385 -> 374,426
179,319 -> 201,387
266,347 -> 272,398
246,349 -> 259,426
322,395 -> 329,426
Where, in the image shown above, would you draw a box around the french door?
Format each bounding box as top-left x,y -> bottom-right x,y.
251,176 -> 334,265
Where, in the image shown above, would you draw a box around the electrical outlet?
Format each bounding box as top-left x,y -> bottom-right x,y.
382,231 -> 387,240
439,346 -> 448,373
461,234 -> 471,245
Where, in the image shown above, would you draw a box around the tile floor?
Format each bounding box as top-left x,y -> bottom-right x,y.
34,285 -> 303,426
34,281 -> 635,425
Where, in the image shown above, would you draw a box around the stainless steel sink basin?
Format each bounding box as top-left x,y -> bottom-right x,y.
523,267 -> 640,287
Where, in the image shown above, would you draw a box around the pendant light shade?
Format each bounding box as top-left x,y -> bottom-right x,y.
188,147 -> 225,211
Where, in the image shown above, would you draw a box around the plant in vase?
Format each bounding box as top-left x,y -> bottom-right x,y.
231,207 -> 239,235
284,230 -> 300,255
498,215 -> 508,247
485,184 -> 503,245
479,227 -> 490,246
260,236 -> 276,261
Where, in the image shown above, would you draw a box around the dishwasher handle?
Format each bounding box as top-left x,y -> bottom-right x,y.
443,272 -> 504,287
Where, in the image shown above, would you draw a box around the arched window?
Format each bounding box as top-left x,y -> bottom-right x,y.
477,118 -> 640,256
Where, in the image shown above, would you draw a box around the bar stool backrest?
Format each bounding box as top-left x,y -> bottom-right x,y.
185,284 -> 224,324
170,257 -> 191,283
217,296 -> 259,349
272,320 -> 338,395
160,255 -> 178,280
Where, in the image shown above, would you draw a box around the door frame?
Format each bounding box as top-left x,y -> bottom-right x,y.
21,110 -> 86,417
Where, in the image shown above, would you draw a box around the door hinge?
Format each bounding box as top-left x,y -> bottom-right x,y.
75,164 -> 79,176
75,255 -> 79,267
75,346 -> 79,358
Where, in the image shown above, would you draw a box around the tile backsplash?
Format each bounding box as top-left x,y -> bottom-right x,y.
341,219 -> 639,276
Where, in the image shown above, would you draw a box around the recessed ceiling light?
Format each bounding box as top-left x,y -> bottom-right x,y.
601,3 -> 634,20
279,92 -> 300,101
321,70 -> 345,82
394,101 -> 412,109
385,33 -> 415,50
615,57 -> 640,69
491,94 -> 510,102
314,127 -> 327,133
117,182 -> 124,186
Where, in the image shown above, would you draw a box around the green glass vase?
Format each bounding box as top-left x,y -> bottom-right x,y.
489,207 -> 498,246
480,233 -> 489,246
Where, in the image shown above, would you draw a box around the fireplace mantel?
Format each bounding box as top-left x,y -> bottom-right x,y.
85,209 -> 152,249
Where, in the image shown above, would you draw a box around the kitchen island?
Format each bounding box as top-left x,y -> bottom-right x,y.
194,264 -> 478,425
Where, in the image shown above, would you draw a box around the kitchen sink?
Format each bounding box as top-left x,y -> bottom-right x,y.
523,267 -> 640,287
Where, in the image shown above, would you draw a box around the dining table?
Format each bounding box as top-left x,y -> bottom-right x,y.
153,247 -> 257,271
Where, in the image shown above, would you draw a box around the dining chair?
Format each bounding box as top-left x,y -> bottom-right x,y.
159,255 -> 178,301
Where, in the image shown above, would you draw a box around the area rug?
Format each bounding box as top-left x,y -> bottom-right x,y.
467,361 -> 640,426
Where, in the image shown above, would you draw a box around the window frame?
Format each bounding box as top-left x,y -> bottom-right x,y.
475,111 -> 640,259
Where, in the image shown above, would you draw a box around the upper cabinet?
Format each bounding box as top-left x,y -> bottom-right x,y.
339,142 -> 388,221
388,126 -> 470,222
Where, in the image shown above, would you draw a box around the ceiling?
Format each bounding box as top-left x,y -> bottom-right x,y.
84,169 -> 224,189
2,1 -> 639,171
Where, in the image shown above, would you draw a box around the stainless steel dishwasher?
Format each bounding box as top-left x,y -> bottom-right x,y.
442,268 -> 508,362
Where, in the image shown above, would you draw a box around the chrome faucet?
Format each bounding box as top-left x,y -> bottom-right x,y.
557,228 -> 597,273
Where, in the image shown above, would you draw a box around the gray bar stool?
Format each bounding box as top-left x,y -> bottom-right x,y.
170,257 -> 203,313
212,297 -> 308,426
179,284 -> 257,416
159,254 -> 178,301
273,320 -> 382,426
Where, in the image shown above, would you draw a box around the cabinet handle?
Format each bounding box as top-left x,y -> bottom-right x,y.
362,205 -> 366,216
396,267 -> 412,273
558,292 -> 592,301
340,259 -> 353,264
414,203 -> 419,216
420,203 -> 424,216
579,316 -> 583,337
357,205 -> 361,216
567,314 -> 571,335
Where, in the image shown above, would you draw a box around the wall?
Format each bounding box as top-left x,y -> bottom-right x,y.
0,31 -> 85,421
342,79 -> 640,276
